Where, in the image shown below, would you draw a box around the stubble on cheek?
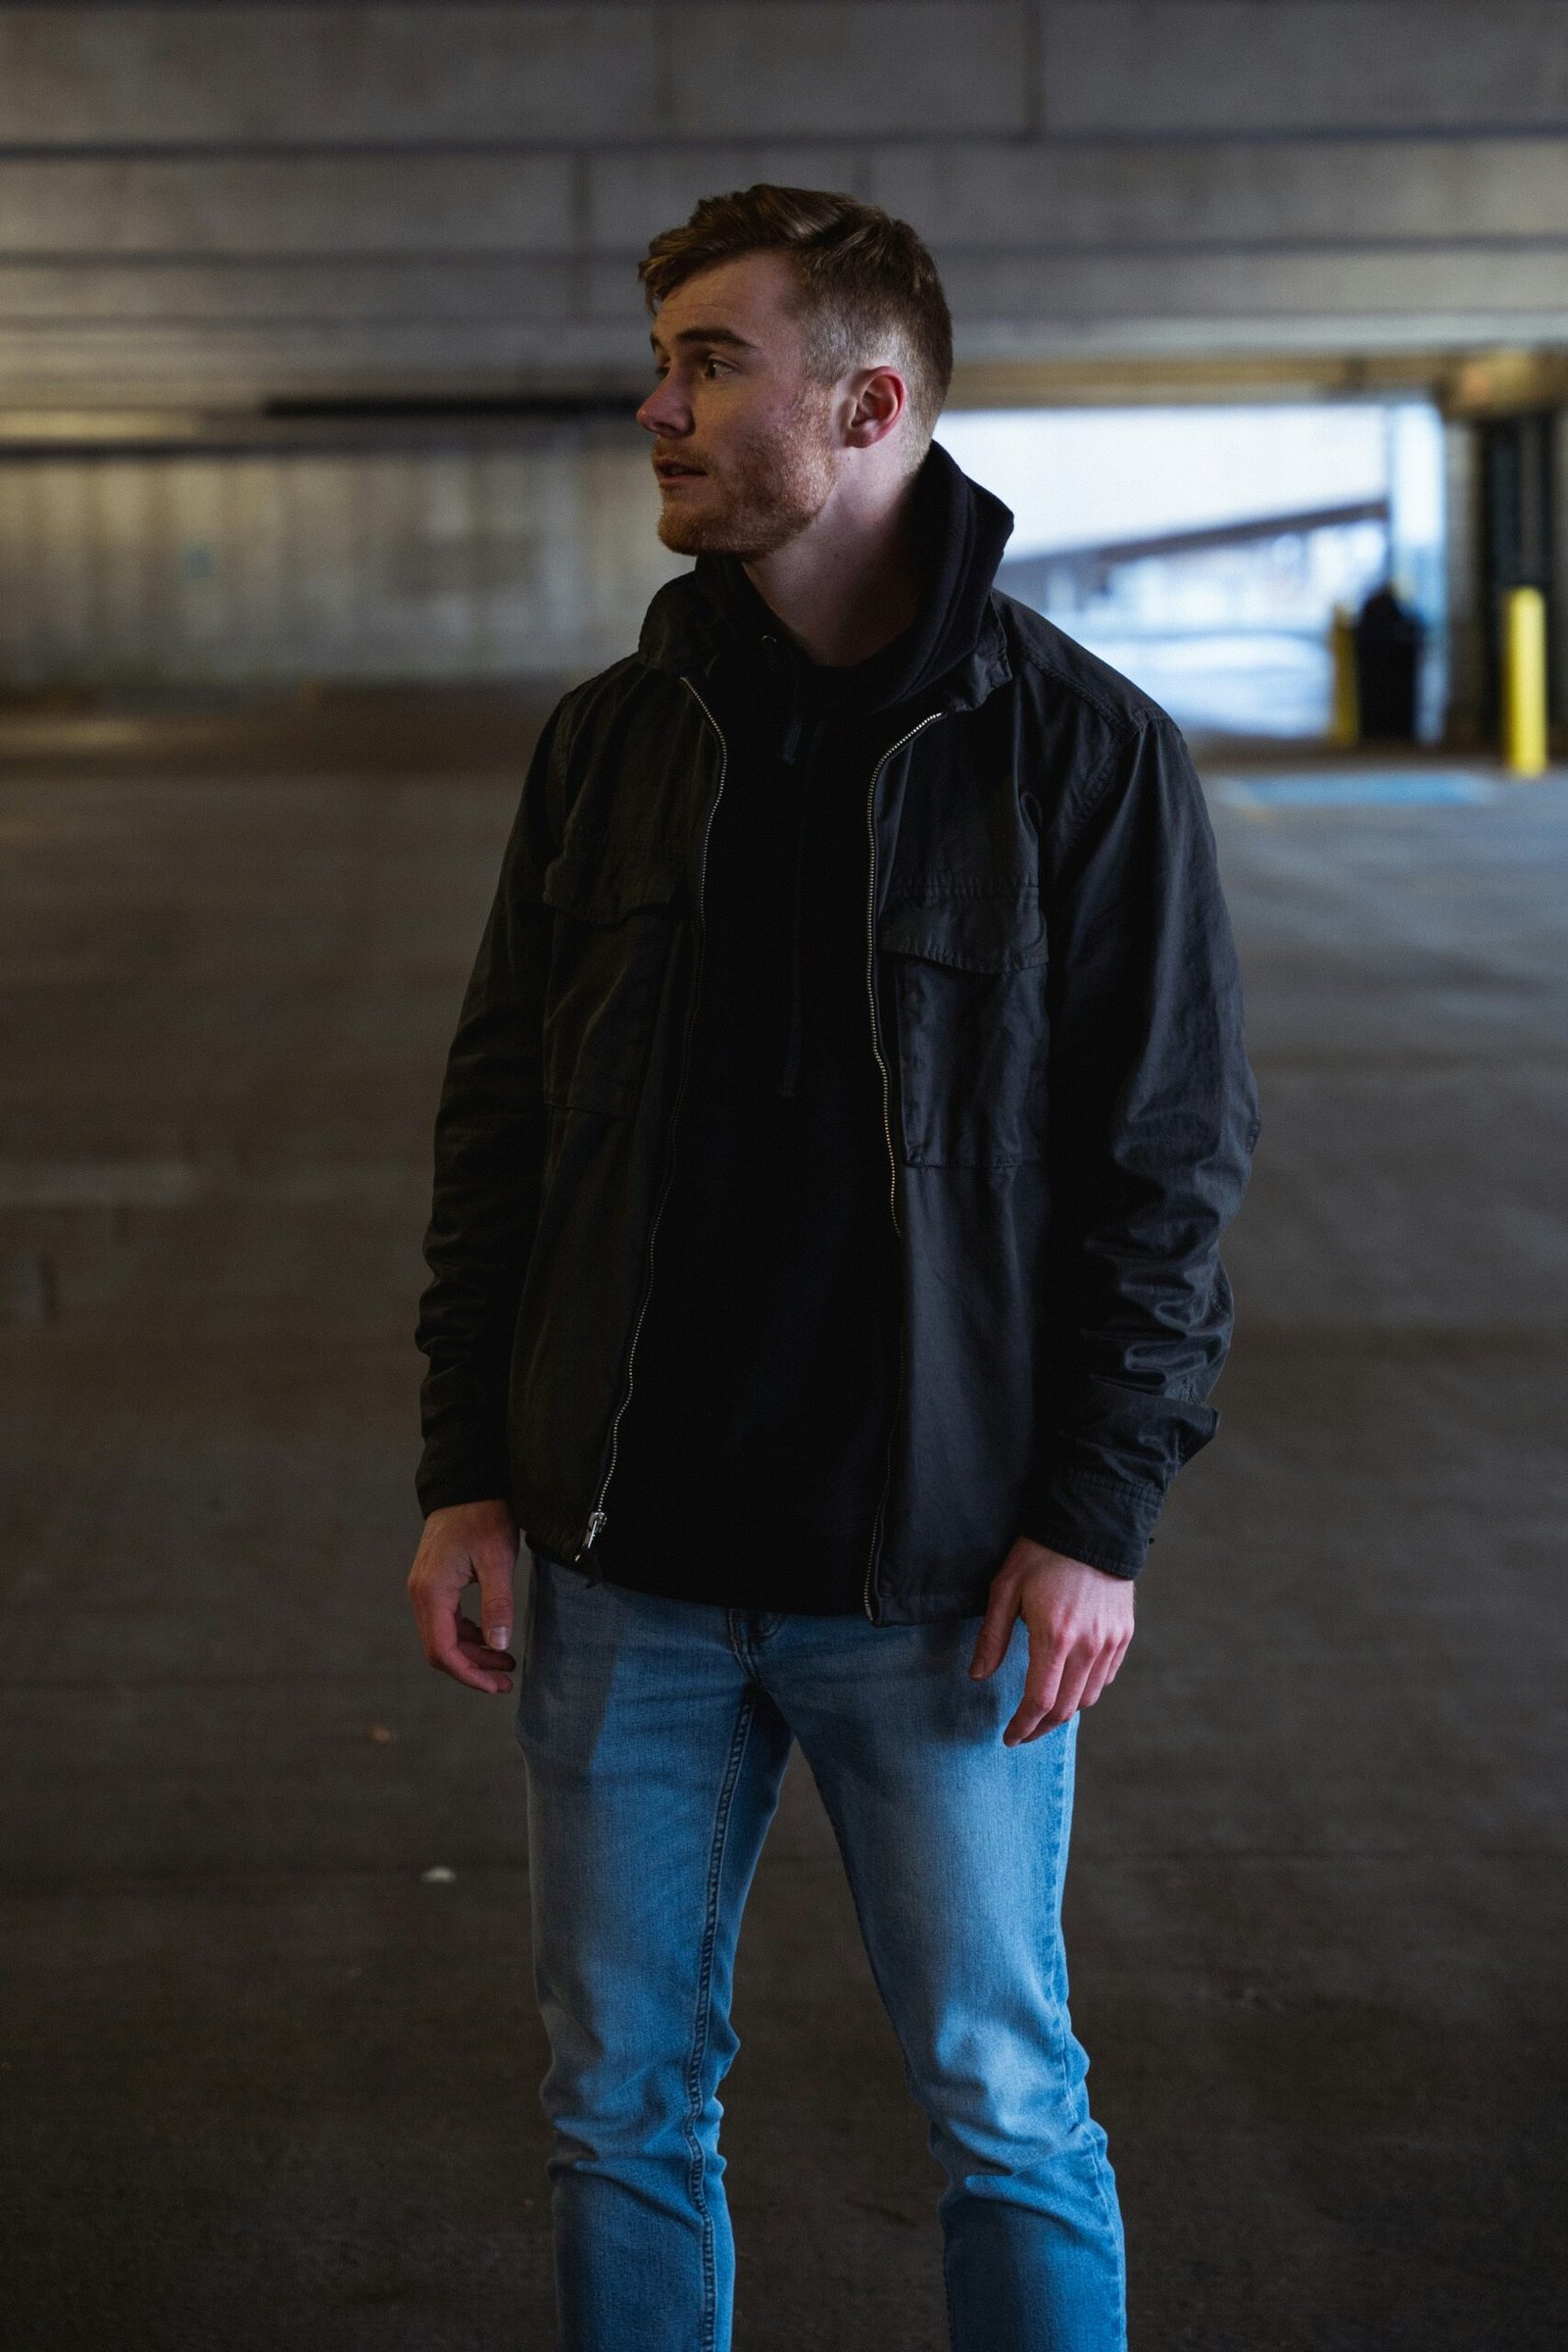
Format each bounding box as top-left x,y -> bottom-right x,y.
655,389 -> 836,559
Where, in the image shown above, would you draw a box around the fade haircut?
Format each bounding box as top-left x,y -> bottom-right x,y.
638,184 -> 954,457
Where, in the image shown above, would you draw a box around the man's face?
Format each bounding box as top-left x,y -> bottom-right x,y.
635,251 -> 839,560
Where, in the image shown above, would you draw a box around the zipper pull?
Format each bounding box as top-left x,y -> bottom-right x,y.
583,1508 -> 607,1549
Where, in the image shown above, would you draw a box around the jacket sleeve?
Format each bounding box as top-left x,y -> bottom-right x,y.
414,703 -> 565,1516
1020,711 -> 1261,1576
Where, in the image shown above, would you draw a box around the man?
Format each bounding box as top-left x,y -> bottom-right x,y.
410,185 -> 1258,2352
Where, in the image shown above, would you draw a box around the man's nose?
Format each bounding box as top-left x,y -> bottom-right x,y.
636,379 -> 691,435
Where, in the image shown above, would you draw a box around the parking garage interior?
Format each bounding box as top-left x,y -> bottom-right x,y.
2,8 -> 1566,2348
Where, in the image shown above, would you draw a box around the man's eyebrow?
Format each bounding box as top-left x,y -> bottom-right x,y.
648,324 -> 760,356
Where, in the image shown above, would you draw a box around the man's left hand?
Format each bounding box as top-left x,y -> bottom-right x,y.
968,1538 -> 1136,1745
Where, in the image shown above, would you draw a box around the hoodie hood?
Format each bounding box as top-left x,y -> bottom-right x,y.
637,436 -> 1016,723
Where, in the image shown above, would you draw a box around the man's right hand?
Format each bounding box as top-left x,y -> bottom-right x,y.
408,1498 -> 520,1694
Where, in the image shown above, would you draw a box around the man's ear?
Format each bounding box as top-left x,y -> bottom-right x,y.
843,364 -> 908,449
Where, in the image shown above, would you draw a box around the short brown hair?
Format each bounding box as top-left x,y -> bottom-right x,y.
638,184 -> 954,453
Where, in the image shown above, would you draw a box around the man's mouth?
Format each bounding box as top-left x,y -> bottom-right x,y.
655,459 -> 706,482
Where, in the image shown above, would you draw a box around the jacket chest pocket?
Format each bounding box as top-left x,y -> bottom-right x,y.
876,891 -> 1050,1168
540,846 -> 685,1118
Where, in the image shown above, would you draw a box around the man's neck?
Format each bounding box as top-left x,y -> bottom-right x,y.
742,470 -> 924,669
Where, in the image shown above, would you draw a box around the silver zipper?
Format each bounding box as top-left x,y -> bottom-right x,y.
577,676 -> 729,1558
861,710 -> 946,1620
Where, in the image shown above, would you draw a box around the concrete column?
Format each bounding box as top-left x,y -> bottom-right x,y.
1552,409 -> 1568,745
1441,419 -> 1486,750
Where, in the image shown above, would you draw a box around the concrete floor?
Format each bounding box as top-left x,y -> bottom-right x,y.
1,697 -> 1564,2350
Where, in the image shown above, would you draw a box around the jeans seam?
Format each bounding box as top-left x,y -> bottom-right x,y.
1048,1725 -> 1127,2347
682,1684 -> 756,2352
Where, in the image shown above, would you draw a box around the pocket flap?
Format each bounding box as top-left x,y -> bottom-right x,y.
541,844 -> 685,925
876,891 -> 1047,973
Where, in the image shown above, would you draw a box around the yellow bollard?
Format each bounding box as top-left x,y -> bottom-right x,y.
1502,585 -> 1548,777
1329,603 -> 1359,748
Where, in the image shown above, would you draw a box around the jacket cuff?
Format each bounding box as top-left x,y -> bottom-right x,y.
1018,1465 -> 1164,1580
415,1433 -> 514,1520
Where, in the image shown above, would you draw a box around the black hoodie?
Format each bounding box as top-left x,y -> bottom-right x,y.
570,442 -> 1016,1611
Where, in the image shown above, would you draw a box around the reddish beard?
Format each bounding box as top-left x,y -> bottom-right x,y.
656,386 -> 837,559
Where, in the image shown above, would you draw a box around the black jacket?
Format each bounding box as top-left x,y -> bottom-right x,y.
561,446 -> 1025,1614
416,449 -> 1261,1624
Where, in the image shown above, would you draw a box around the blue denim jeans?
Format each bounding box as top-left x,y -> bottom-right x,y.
514,1550 -> 1127,2352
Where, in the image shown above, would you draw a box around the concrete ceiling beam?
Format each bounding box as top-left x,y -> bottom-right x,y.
1040,1 -> 1568,136
0,4 -> 1030,147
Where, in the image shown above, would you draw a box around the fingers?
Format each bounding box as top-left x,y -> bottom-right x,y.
1005,1630 -> 1131,1746
989,1551 -> 1138,1744
1078,1634 -> 1131,1715
426,1600 -> 514,1694
454,1613 -> 516,1687
968,1579 -> 1020,1681
408,1502 -> 519,1697
476,1540 -> 517,1657
1004,1634 -> 1072,1745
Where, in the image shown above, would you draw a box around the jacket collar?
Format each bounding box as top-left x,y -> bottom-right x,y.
636,437 -> 1015,720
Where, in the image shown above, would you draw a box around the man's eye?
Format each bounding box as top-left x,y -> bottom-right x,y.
703,356 -> 731,378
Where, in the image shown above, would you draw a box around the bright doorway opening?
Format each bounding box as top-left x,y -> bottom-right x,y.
937,403 -> 1446,743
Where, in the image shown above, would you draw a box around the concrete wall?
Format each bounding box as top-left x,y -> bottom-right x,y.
3,2 -> 1564,706
0,427 -> 685,687
2,2 -> 1566,405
